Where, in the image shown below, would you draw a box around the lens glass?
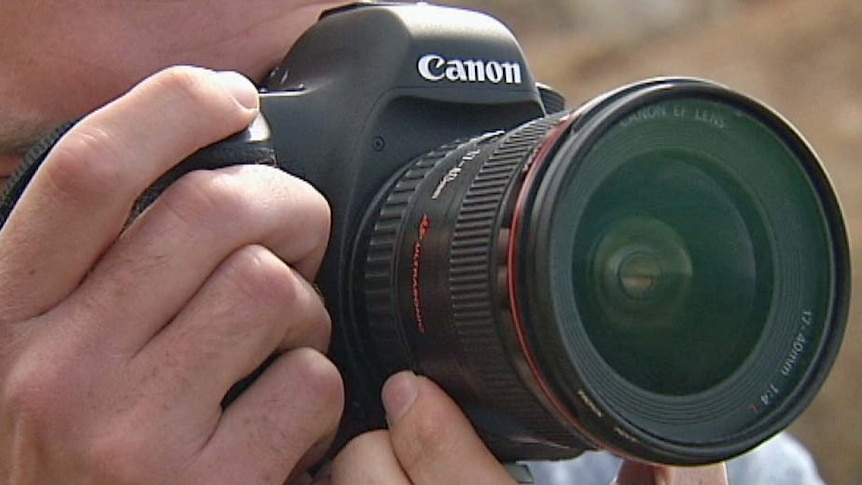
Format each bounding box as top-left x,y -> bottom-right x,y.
556,96 -> 834,409
573,145 -> 771,395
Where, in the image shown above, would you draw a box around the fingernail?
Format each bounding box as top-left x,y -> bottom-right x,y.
216,71 -> 259,110
382,371 -> 420,425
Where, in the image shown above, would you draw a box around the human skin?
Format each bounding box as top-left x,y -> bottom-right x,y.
0,0 -> 341,169
0,1 -> 726,483
0,2 -> 344,483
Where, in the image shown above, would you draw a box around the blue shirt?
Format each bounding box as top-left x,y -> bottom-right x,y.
525,433 -> 825,484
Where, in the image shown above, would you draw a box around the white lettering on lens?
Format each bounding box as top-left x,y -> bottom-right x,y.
619,105 -> 669,126
694,108 -> 725,129
418,54 -> 523,85
613,426 -> 638,443
781,310 -> 815,377
577,389 -> 603,418
432,148 -> 481,200
431,167 -> 462,200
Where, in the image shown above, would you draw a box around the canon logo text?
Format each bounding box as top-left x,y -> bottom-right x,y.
417,54 -> 523,85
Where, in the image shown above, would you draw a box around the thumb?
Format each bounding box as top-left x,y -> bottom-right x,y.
614,461 -> 728,485
383,371 -> 516,485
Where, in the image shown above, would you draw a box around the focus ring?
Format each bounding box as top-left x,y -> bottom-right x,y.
363,141 -> 466,376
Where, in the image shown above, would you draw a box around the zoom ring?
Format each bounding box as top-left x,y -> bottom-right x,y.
449,115 -> 587,450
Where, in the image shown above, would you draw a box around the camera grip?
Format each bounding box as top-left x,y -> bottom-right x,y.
0,115 -> 276,230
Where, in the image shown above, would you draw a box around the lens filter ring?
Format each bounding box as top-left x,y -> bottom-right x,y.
509,78 -> 850,464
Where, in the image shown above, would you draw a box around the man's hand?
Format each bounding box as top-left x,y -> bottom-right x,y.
319,372 -> 728,485
317,371 -> 518,485
0,66 -> 343,483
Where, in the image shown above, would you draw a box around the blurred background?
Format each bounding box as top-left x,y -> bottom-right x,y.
439,0 -> 860,483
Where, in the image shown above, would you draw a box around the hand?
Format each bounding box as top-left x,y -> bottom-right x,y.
615,461 -> 727,485
316,371 -> 517,485
0,66 -> 343,483
319,372 -> 728,485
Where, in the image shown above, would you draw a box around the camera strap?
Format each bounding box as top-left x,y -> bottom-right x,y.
0,116 -> 277,231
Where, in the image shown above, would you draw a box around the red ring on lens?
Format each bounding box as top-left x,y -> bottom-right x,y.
505,113 -> 636,460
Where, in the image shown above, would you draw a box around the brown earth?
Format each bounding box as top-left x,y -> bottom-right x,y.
447,0 -> 862,483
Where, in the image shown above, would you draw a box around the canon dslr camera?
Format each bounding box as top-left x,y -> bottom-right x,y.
2,2 -> 849,466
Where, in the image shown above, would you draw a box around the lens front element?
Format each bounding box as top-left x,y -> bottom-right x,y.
577,144 -> 771,397
517,85 -> 848,463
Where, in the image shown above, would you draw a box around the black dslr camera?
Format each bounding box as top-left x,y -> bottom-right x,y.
2,2 -> 849,466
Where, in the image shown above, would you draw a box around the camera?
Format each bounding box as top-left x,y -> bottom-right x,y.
2,2 -> 849,466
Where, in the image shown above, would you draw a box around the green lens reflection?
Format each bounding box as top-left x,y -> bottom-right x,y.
573,130 -> 774,396
593,216 -> 693,324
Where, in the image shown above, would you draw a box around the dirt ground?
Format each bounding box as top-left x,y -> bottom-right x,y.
449,0 -> 861,482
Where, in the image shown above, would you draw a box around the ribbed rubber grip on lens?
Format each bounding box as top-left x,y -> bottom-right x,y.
362,142 -> 464,376
362,116 -> 589,459
448,116 -> 587,450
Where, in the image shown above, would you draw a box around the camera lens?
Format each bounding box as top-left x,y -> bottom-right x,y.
572,101 -> 777,398
352,78 -> 849,464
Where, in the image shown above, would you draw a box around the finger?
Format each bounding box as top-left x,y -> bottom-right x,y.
130,243 -> 330,418
614,462 -> 728,485
659,464 -> 728,485
329,431 -> 410,484
190,348 -> 343,485
0,67 -> 258,322
383,371 -> 516,485
613,461 -> 655,485
66,163 -> 330,353
285,441 -> 337,485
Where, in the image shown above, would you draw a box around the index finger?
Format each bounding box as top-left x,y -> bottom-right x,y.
0,67 -> 258,322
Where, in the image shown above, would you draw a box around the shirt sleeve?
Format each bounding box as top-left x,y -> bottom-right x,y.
524,433 -> 826,485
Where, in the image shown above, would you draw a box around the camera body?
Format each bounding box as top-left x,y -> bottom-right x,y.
258,3 -> 573,459
247,3 -> 849,464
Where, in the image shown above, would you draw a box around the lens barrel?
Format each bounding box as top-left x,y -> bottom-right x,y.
352,78 -> 849,464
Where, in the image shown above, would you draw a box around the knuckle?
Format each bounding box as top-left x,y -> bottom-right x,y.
3,353 -> 68,425
287,349 -> 344,425
148,66 -> 214,110
145,66 -> 251,130
4,360 -> 161,482
86,427 -> 161,483
309,305 -> 333,351
158,169 -> 245,227
222,244 -> 297,305
42,125 -> 128,202
292,177 -> 332,248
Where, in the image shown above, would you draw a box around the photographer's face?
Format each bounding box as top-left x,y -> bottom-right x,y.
0,0 -> 344,179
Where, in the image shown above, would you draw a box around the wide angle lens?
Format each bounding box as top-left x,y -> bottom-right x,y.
573,123 -> 773,398
354,78 -> 849,464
